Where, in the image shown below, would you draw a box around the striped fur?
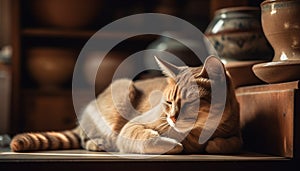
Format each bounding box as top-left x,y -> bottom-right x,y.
10,130 -> 81,152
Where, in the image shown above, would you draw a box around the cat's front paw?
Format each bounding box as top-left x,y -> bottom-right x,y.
143,136 -> 183,154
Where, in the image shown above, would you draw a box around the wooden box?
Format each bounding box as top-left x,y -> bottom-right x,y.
236,81 -> 299,158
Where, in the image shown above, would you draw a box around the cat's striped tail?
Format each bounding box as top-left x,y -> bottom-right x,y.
10,129 -> 81,152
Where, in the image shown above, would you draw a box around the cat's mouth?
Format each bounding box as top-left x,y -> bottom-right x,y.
170,113 -> 179,123
170,116 -> 176,123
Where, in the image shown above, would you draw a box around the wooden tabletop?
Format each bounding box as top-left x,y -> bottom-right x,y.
0,148 -> 286,162
0,148 -> 293,171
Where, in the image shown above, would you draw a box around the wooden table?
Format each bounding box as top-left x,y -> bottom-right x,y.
0,148 -> 291,171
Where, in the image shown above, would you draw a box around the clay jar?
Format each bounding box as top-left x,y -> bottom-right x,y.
261,0 -> 300,61
31,0 -> 102,28
205,6 -> 273,62
27,47 -> 76,90
83,52 -> 126,94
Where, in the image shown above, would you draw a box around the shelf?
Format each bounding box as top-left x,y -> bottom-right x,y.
22,28 -> 158,40
0,149 -> 287,162
22,28 -> 97,39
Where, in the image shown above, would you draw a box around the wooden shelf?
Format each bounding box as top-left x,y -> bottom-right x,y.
0,149 -> 287,162
22,28 -> 96,39
22,28 -> 158,40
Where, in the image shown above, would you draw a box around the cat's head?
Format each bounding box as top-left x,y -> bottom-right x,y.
155,56 -> 239,137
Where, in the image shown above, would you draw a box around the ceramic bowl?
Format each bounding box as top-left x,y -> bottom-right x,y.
253,60 -> 300,83
31,0 -> 102,28
261,0 -> 300,62
27,47 -> 76,90
205,6 -> 273,62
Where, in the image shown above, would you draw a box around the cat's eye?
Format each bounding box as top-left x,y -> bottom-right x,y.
165,101 -> 172,105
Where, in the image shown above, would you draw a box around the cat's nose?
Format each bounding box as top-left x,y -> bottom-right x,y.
171,105 -> 178,115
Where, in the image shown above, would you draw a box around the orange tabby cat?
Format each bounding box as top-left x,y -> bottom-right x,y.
10,56 -> 242,154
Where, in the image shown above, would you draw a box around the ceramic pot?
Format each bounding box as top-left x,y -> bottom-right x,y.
205,6 -> 273,63
31,0 -> 102,28
27,47 -> 76,90
261,0 -> 300,61
83,52 -> 126,94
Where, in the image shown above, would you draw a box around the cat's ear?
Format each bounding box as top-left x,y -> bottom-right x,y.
154,56 -> 182,79
197,55 -> 226,82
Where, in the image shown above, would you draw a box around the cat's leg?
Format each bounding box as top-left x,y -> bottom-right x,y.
77,125 -> 110,152
205,136 -> 243,154
116,125 -> 183,154
77,128 -> 105,152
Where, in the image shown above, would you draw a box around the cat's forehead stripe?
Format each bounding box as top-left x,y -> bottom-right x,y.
173,84 -> 179,100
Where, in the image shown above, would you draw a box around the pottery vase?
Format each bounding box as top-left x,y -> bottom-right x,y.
205,6 -> 273,63
27,47 -> 76,90
252,0 -> 300,84
261,0 -> 300,61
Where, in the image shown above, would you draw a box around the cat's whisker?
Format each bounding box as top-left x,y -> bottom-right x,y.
157,122 -> 167,128
159,116 -> 167,119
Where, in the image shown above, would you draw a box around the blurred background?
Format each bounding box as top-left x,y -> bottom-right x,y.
0,0 -> 265,135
